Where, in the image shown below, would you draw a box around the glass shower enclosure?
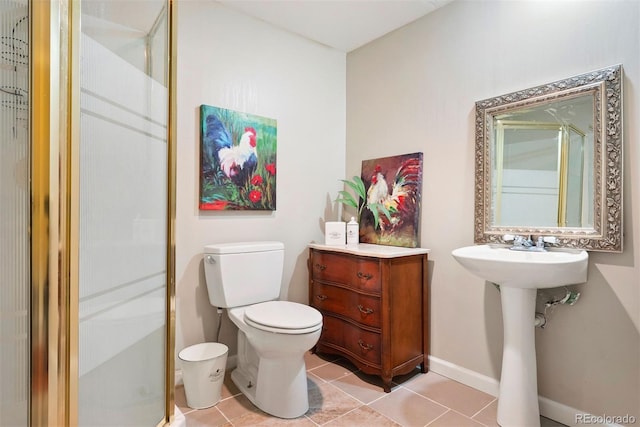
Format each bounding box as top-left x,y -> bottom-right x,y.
1,1 -> 174,425
77,1 -> 170,425
0,1 -> 30,425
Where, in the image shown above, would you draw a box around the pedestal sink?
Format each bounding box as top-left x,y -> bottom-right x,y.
451,244 -> 588,427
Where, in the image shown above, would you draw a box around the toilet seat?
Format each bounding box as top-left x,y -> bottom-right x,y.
243,301 -> 322,335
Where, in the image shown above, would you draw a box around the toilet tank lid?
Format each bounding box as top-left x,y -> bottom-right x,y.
204,241 -> 284,254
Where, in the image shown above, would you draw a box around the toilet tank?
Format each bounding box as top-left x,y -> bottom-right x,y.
203,241 -> 284,308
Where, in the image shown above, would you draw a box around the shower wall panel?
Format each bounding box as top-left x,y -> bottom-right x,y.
78,33 -> 167,425
0,1 -> 30,426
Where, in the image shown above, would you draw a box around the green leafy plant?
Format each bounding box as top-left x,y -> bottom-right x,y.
335,176 -> 391,230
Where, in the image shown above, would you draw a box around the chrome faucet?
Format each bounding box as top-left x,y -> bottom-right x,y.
503,234 -> 558,252
513,235 -> 533,248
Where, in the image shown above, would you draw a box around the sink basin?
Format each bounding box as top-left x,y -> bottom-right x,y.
452,244 -> 588,427
451,244 -> 588,289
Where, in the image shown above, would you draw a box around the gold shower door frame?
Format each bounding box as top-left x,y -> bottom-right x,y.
30,1 -> 176,425
492,120 -> 585,228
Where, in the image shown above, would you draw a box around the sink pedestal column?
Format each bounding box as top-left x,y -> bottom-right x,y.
497,286 -> 540,427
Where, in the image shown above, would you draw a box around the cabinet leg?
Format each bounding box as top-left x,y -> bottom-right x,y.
420,360 -> 427,373
382,379 -> 392,393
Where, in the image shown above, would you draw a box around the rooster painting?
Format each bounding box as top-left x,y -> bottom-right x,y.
337,153 -> 423,248
200,105 -> 277,210
204,112 -> 257,187
366,156 -> 422,236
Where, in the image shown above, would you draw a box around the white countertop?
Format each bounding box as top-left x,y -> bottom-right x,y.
308,242 -> 430,258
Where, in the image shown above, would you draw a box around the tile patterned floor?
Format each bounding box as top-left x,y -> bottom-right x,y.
175,352 -> 566,427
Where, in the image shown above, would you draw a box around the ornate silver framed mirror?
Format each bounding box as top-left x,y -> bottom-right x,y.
474,65 -> 623,252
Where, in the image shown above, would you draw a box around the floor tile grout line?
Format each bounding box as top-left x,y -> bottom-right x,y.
470,397 -> 498,419
399,385 -> 452,412
448,407 -> 493,427
320,404 -> 365,426
304,414 -> 322,426
216,406 -> 233,426
329,403 -> 403,427
424,408 -> 452,427
306,360 -> 333,373
323,377 -> 366,401
308,371 -> 328,384
362,382 -> 407,407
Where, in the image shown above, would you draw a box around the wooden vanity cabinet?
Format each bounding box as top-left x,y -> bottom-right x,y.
307,243 -> 429,392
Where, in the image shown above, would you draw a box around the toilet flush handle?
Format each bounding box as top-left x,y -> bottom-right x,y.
205,255 -> 215,264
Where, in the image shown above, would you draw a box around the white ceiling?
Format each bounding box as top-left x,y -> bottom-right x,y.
216,0 -> 454,52
81,1 -> 453,53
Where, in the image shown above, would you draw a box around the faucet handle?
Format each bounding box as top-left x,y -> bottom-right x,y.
519,235 -> 533,246
503,234 -> 516,242
535,236 -> 558,249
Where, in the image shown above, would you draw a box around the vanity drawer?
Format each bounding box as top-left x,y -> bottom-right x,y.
310,251 -> 381,293
308,245 -> 429,392
320,315 -> 381,366
311,282 -> 381,328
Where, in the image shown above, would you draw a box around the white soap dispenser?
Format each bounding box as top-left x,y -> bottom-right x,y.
346,217 -> 359,246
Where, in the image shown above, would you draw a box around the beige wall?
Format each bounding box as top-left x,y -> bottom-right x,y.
347,0 -> 639,419
175,0 -> 639,419
175,2 -> 346,358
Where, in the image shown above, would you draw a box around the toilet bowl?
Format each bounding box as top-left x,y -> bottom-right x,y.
203,242 -> 323,419
227,301 -> 322,418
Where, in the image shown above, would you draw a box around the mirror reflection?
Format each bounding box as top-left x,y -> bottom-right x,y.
491,94 -> 593,228
474,65 -> 623,252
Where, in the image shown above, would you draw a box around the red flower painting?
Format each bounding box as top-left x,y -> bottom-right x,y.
200,105 -> 277,211
249,190 -> 262,203
251,175 -> 263,186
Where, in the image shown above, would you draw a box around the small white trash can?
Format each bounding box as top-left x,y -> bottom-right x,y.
179,342 -> 228,409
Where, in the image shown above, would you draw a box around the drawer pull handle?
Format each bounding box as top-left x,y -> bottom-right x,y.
357,305 -> 373,315
316,294 -> 328,301
358,339 -> 373,351
315,263 -> 327,271
357,271 -> 373,280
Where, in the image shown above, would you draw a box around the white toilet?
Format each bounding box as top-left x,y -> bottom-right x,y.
203,241 -> 322,419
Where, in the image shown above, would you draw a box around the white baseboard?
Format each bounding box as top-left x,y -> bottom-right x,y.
428,355 -> 500,397
428,355 -> 623,427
